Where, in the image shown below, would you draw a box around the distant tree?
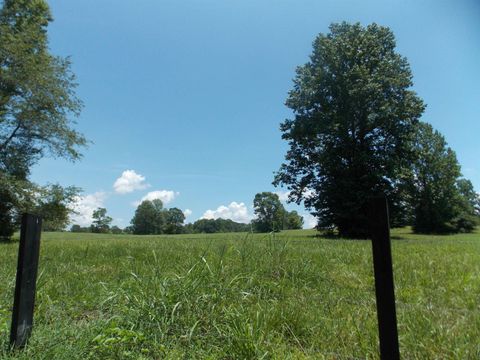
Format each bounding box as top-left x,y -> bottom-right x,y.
110,225 -> 123,234
70,224 -> 82,232
35,185 -> 79,231
284,210 -> 304,230
123,225 -> 134,234
131,200 -> 159,235
410,122 -> 476,233
164,207 -> 185,234
252,192 -> 286,232
273,22 -> 425,238
183,223 -> 194,234
191,218 -> 250,233
70,224 -> 90,233
91,207 -> 112,233
193,218 -> 219,233
215,218 -> 250,232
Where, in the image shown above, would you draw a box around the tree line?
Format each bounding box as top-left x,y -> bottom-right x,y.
70,192 -> 304,235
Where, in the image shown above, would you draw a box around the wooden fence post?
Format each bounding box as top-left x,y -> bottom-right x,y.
10,214 -> 42,349
368,195 -> 400,360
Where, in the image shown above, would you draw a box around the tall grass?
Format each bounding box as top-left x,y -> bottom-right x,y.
0,229 -> 479,359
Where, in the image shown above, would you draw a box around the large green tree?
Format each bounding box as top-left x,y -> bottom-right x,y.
411,122 -> 477,233
0,0 -> 86,238
274,22 -> 424,238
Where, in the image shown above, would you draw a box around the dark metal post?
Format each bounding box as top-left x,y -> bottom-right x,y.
367,195 -> 400,360
10,214 -> 42,348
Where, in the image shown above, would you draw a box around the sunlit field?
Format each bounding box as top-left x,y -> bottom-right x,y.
1,228 -> 479,359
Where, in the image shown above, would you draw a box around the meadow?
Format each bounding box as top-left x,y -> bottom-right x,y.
0,228 -> 479,359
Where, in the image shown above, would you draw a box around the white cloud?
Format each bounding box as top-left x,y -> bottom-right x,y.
202,202 -> 252,223
133,190 -> 179,206
275,190 -> 290,202
303,188 -> 315,199
113,170 -> 149,194
183,209 -> 192,218
303,213 -> 317,229
70,192 -> 107,226
275,189 -> 314,202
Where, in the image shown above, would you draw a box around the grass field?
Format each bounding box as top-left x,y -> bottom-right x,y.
0,228 -> 479,359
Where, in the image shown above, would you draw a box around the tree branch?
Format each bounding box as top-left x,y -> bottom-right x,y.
0,121 -> 22,152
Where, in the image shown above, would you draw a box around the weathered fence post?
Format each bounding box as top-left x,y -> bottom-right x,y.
10,214 -> 42,349
367,195 -> 400,360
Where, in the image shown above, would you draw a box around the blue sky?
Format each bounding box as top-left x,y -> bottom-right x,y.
30,0 -> 480,228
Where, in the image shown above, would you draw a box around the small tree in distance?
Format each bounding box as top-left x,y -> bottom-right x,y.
91,207 -> 112,233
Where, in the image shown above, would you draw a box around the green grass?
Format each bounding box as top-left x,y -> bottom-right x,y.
0,228 -> 479,359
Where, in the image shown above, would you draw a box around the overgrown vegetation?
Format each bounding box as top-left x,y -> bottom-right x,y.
0,229 -> 478,359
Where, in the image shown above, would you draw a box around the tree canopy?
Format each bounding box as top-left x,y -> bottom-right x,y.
274,22 -> 425,238
0,0 -> 86,176
0,0 -> 86,239
130,200 -> 186,235
411,122 -> 478,233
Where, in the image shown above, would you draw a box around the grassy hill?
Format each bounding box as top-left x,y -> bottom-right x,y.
1,228 -> 479,359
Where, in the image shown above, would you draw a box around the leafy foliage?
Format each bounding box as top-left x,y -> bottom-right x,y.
285,210 -> 304,230
35,184 -> 80,231
274,22 -> 425,238
0,0 -> 86,238
0,0 -> 86,176
410,123 -> 477,233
